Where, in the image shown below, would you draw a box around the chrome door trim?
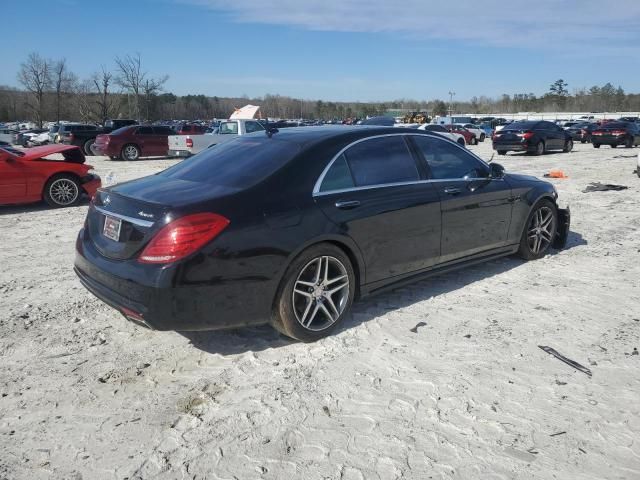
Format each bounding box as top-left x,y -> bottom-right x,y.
312,132 -> 496,197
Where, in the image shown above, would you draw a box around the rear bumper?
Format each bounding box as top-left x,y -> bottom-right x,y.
591,135 -> 625,145
74,229 -> 271,331
167,149 -> 191,158
493,143 -> 530,152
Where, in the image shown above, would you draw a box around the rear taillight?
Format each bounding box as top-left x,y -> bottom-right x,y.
186,137 -> 193,148
611,130 -> 627,135
138,213 -> 230,264
517,131 -> 534,140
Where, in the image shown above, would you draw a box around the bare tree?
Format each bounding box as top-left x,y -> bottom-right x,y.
51,59 -> 77,123
17,53 -> 51,126
92,66 -> 118,123
142,75 -> 168,120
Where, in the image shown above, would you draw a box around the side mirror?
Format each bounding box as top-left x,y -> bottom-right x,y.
489,163 -> 505,179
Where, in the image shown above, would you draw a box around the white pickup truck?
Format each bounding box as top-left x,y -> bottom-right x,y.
167,119 -> 266,157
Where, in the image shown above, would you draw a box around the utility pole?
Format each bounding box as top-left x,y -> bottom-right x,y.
448,91 -> 456,125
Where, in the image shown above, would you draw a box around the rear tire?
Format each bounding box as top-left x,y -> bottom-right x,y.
480,134 -> 486,142
43,174 -> 81,208
271,243 -> 356,342
625,136 -> 633,148
122,144 -> 140,161
593,143 -> 600,148
611,144 -> 618,148
497,150 -> 507,155
457,138 -> 466,146
517,200 -> 558,261
471,136 -> 478,145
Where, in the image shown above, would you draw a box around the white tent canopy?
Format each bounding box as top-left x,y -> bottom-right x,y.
229,104 -> 261,120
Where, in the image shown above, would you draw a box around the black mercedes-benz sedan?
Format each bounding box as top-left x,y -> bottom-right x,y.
75,127 -> 570,341
493,120 -> 574,156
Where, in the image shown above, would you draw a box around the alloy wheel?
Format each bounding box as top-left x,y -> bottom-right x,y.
292,256 -> 350,331
527,207 -> 555,255
124,145 -> 139,160
49,178 -> 79,206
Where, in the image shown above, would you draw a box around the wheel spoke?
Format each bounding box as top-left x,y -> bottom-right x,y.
318,302 -> 336,323
313,258 -> 322,284
325,294 -> 340,319
327,282 -> 349,295
299,298 -> 314,326
294,288 -> 312,298
305,303 -> 320,328
326,274 -> 347,286
323,256 -> 330,283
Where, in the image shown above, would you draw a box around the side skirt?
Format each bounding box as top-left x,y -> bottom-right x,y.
360,245 -> 519,298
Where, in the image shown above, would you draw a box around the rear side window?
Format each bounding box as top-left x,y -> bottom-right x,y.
320,154 -> 354,192
425,125 -> 446,132
412,136 -> 488,180
344,136 -> 419,187
136,126 -> 153,135
153,127 -> 174,135
219,122 -> 238,134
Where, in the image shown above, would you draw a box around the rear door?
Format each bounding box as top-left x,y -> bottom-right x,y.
314,134 -> 441,283
151,127 -> 173,155
538,121 -> 563,149
133,126 -> 154,155
411,135 -> 513,262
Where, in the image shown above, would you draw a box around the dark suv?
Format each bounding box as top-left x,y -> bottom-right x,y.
56,124 -> 98,143
493,120 -> 573,155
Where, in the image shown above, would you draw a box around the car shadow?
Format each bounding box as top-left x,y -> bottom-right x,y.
181,231 -> 587,356
0,196 -> 91,215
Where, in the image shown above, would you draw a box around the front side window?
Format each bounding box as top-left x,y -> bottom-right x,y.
344,136 -> 419,187
245,121 -> 265,133
412,136 -> 488,180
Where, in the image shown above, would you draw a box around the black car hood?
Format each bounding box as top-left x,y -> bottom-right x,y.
109,174 -> 241,207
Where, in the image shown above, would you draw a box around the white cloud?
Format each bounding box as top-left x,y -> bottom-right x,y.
185,0 -> 640,51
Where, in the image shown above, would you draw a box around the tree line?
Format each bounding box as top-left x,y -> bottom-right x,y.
2,52 -> 639,126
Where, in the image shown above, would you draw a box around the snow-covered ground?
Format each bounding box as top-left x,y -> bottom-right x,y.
1,140 -> 639,479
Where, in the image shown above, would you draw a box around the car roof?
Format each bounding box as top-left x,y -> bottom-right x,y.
260,125 -> 439,148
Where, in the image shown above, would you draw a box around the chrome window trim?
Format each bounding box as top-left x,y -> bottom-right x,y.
94,206 -> 155,227
312,132 -> 493,196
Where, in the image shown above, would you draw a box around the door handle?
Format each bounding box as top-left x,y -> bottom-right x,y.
443,187 -> 461,195
335,200 -> 361,210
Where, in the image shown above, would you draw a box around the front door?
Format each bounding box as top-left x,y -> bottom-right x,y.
314,135 -> 442,283
410,135 -> 513,262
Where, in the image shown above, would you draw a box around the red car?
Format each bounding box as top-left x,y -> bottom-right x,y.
175,124 -> 207,135
93,125 -> 174,161
0,145 -> 101,207
444,125 -> 477,145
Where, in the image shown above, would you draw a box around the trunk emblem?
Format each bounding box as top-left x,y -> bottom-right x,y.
138,211 -> 154,219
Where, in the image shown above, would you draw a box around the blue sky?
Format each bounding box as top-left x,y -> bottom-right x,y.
2,0 -> 640,102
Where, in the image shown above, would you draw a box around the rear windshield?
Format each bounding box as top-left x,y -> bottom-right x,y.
502,121 -> 538,130
158,136 -> 301,188
109,126 -> 135,135
601,122 -> 629,129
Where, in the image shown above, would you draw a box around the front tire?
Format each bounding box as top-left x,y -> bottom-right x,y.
83,139 -> 95,156
43,174 -> 81,208
457,138 -> 466,146
122,144 -> 140,161
563,140 -> 573,153
593,143 -> 600,148
497,150 -> 507,155
625,136 -> 633,148
471,136 -> 478,145
479,134 -> 486,142
517,200 -> 558,260
271,243 -> 356,342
